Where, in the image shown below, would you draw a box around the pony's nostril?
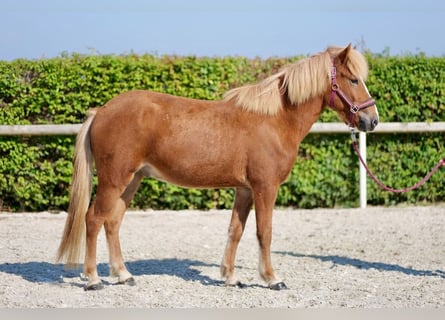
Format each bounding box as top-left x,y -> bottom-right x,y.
372,118 -> 379,129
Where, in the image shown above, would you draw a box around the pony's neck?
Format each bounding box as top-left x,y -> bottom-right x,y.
282,96 -> 325,143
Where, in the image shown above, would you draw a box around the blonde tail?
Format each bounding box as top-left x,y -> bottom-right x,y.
57,110 -> 96,267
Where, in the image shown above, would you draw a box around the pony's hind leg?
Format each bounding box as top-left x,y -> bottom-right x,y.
84,199 -> 106,290
103,197 -> 134,285
105,174 -> 143,286
83,174 -> 141,290
221,187 -> 253,287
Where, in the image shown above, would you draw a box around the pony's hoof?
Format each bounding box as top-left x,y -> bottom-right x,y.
118,277 -> 136,286
234,281 -> 247,289
84,282 -> 104,291
270,282 -> 287,291
226,281 -> 246,289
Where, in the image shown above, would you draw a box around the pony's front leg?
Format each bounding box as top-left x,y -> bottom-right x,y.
253,184 -> 287,290
221,188 -> 253,287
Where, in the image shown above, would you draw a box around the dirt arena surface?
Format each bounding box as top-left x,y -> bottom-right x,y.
1,205 -> 444,308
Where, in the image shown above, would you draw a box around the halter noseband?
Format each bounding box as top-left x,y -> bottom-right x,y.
329,61 -> 375,128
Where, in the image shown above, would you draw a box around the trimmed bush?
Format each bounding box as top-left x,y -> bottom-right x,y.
0,53 -> 444,211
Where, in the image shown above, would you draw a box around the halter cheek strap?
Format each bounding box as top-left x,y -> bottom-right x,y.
329,64 -> 338,108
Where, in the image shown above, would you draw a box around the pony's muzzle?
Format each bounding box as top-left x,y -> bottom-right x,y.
357,112 -> 379,132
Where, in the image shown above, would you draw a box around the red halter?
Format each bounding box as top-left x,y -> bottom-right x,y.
329,62 -> 376,128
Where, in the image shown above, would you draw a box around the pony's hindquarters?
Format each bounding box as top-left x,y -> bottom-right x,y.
56,111 -> 96,267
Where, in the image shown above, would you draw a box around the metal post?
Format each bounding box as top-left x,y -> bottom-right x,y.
359,131 -> 367,208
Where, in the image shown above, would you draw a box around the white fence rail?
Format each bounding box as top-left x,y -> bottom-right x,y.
1,122 -> 444,208
0,124 -> 82,136
1,122 -> 445,136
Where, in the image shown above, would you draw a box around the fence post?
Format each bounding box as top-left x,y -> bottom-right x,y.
359,131 -> 367,208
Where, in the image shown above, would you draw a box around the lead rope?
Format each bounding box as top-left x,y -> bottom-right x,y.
351,131 -> 445,193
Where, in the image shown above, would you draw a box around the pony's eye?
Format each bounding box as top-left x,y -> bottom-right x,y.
350,78 -> 359,86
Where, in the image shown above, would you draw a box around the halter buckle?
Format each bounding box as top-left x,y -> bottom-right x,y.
350,105 -> 359,113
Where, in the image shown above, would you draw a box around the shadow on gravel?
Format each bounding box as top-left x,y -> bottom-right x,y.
274,251 -> 445,278
0,258 -> 224,286
0,262 -> 78,283
126,258 -> 224,286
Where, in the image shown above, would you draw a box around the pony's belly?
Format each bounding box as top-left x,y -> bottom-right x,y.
138,163 -> 245,189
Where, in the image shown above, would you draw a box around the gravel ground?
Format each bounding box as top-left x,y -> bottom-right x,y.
1,205 -> 444,308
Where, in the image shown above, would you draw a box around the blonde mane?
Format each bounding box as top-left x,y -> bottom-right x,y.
223,46 -> 369,115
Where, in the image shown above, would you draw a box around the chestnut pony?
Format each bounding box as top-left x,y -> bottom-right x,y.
57,45 -> 379,290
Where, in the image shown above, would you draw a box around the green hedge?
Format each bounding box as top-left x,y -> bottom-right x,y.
0,53 -> 444,211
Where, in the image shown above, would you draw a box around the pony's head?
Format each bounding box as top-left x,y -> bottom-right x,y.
223,44 -> 379,132
325,45 -> 379,132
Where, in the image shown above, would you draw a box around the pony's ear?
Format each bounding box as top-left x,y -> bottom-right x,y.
337,43 -> 352,64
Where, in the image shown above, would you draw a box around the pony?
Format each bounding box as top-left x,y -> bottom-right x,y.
57,44 -> 379,290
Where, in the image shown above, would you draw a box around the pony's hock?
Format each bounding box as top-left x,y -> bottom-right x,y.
57,44 -> 378,291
